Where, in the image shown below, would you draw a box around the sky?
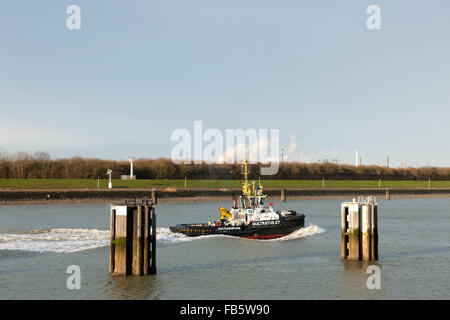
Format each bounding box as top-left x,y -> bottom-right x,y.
1,0 -> 449,167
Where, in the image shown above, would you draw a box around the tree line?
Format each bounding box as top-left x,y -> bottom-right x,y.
0,151 -> 449,180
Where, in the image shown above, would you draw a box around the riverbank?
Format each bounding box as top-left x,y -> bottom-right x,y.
2,178 -> 450,189
1,187 -> 449,205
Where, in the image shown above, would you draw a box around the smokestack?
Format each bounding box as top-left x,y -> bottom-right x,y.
356,151 -> 359,167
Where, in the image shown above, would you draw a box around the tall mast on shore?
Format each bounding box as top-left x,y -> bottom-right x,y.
129,157 -> 135,179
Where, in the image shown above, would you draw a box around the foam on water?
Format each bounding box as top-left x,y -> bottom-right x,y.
0,224 -> 324,253
0,228 -> 110,253
271,224 -> 325,241
156,227 -> 229,243
0,227 -> 223,253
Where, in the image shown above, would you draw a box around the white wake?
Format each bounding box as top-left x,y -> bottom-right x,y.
0,227 -> 223,253
272,224 -> 325,241
156,227 -> 229,243
0,228 -> 110,253
0,225 -> 324,253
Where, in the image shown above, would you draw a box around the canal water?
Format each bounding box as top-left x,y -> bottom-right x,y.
0,198 -> 449,299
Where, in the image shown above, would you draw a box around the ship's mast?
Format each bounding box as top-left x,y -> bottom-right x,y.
244,156 -> 248,186
242,157 -> 249,195
240,157 -> 267,209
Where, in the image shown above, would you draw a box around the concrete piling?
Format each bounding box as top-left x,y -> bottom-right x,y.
370,203 -> 378,260
361,204 -> 371,261
281,189 -> 286,202
151,189 -> 158,205
150,205 -> 157,274
131,205 -> 143,275
340,204 -> 349,260
341,196 -> 378,261
110,199 -> 156,276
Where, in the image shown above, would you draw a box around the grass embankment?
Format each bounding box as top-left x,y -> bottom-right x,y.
0,179 -> 449,189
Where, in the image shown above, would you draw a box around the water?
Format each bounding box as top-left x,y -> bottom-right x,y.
0,198 -> 449,299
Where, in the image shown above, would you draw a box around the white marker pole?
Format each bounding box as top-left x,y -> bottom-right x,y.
129,157 -> 135,179
130,162 -> 133,178
107,169 -> 112,189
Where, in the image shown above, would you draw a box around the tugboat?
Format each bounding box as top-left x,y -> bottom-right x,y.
169,158 -> 305,240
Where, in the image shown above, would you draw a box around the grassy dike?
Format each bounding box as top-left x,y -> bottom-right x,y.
0,179 -> 450,204
2,178 -> 450,189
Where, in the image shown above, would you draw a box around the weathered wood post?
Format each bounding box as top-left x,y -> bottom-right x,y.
150,188 -> 157,274
110,199 -> 157,276
371,203 -> 378,260
361,204 -> 371,261
385,188 -> 390,200
109,208 -> 117,274
143,204 -> 151,274
151,189 -> 158,205
131,205 -> 143,275
341,196 -> 378,261
340,203 -> 349,259
150,202 -> 157,274
109,205 -> 132,275
281,189 -> 286,202
348,200 -> 360,260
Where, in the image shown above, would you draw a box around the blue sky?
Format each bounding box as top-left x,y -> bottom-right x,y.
1,0 -> 449,167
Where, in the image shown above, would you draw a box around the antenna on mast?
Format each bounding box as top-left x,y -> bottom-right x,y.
242,157 -> 250,195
